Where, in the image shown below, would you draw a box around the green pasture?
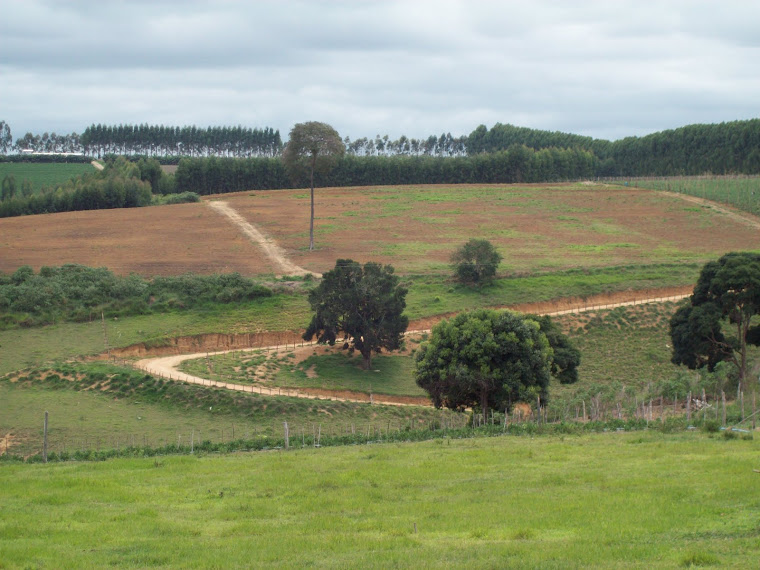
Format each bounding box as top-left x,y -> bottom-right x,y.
180,349 -> 425,397
0,363 -> 458,458
1,432 -> 758,568
0,162 -> 95,193
625,175 -> 760,216
0,294 -> 309,375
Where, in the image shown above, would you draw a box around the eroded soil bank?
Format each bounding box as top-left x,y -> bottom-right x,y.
110,286 -> 692,358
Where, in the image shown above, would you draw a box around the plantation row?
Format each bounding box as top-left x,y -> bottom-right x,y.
622,176 -> 760,217
470,119 -> 760,176
174,146 -> 597,194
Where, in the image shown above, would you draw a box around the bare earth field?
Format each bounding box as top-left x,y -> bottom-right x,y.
224,183 -> 760,275
0,202 -> 278,276
0,183 -> 757,277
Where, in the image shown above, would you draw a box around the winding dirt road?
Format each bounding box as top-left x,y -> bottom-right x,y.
133,292 -> 689,407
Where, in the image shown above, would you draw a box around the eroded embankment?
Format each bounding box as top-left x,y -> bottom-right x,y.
111,285 -> 692,359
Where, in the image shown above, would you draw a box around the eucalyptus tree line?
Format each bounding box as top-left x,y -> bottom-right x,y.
78,124 -> 283,158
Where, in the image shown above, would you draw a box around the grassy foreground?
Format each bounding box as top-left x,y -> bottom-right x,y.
1,431 -> 758,568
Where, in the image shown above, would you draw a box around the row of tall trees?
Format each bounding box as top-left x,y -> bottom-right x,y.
4,117 -> 759,177
79,124 -> 283,158
13,131 -> 83,155
174,145 -> 597,195
467,119 -> 760,176
344,132 -> 467,157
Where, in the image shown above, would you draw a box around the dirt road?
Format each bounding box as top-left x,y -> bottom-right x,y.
207,200 -> 319,278
658,190 -> 760,230
133,292 -> 689,407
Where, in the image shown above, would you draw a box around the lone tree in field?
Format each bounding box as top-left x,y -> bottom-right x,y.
670,252 -> 760,389
414,310 -> 579,423
451,238 -> 502,285
303,259 -> 408,370
281,122 -> 344,251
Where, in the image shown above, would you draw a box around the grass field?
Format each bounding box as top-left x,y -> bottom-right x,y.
0,162 -> 95,193
0,362 -> 458,458
624,175 -> 760,216
1,431 -> 758,567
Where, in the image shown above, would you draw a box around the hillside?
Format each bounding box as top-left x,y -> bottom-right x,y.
1,182 -> 758,277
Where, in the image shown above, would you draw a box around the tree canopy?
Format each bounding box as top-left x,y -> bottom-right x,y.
414,309 -> 579,422
303,259 -> 408,370
282,122 -> 345,251
451,238 -> 502,285
670,252 -> 760,388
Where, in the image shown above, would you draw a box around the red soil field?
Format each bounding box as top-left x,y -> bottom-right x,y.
0,202 -> 278,276
1,183 -> 757,277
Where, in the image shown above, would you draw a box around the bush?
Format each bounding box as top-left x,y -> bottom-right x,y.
0,265 -> 272,328
163,191 -> 200,205
451,238 -> 502,285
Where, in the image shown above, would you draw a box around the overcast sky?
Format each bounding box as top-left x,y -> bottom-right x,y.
2,0 -> 759,142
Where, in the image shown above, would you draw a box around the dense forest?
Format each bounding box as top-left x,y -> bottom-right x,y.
173,145 -> 596,194
467,119 -> 760,176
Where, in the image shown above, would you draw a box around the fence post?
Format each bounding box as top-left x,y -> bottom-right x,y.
721,391 -> 726,426
43,411 -> 48,463
283,422 -> 289,450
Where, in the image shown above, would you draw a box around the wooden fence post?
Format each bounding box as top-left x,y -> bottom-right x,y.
43,411 -> 48,463
721,391 -> 726,426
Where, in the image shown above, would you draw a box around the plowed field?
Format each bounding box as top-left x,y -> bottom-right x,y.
1,183 -> 757,277
0,202 -> 278,276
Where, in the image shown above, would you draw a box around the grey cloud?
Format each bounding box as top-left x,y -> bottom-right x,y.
1,0 -> 758,142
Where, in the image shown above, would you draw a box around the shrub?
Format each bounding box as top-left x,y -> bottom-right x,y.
450,238 -> 502,285
163,191 -> 199,204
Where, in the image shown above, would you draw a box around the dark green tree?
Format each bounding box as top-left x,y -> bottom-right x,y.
530,314 -> 581,385
451,238 -> 502,285
670,252 -> 760,388
1,174 -> 17,201
281,122 -> 345,250
303,259 -> 408,370
0,120 -> 12,154
414,309 -> 577,423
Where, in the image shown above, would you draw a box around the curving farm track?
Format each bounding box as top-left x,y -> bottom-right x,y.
133,292 -> 689,407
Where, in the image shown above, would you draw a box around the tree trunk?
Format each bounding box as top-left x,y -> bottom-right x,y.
309,154 -> 316,251
362,350 -> 372,370
309,178 -> 315,251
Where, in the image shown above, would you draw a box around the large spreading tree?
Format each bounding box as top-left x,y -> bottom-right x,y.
670,252 -> 760,388
414,309 -> 579,422
281,122 -> 345,251
303,259 -> 408,370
